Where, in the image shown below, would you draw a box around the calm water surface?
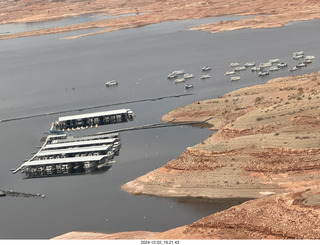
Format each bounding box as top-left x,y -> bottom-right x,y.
0,16 -> 319,239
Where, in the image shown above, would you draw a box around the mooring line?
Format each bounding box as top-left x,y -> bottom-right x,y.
96,117 -> 214,134
0,93 -> 193,124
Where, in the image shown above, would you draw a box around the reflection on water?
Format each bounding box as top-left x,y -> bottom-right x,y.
24,164 -> 112,179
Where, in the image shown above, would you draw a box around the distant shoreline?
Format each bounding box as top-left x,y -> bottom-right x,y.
1,0 -> 320,40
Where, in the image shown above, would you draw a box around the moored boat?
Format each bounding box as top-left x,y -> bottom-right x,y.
174,78 -> 186,83
230,62 -> 239,67
258,71 -> 270,76
234,66 -> 246,71
225,70 -> 236,75
183,73 -> 195,79
184,84 -> 194,89
199,74 -> 210,79
230,76 -> 240,82
289,66 -> 298,71
277,62 -> 287,68
201,66 -> 211,71
269,66 -> 280,72
244,62 -> 255,67
105,80 -> 118,86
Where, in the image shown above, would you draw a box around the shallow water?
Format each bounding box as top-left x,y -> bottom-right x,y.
0,16 -> 319,239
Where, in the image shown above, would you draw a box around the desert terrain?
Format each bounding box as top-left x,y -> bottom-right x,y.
1,0 -> 320,40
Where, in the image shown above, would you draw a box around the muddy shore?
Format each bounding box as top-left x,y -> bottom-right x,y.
1,0 -> 320,40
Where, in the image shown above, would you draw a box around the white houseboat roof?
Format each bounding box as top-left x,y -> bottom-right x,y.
58,109 -> 132,122
22,155 -> 109,167
35,145 -> 113,157
43,138 -> 117,150
53,133 -> 119,144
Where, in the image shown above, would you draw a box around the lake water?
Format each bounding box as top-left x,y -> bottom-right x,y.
0,16 -> 319,239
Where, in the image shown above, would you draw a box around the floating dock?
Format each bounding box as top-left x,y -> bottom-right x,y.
13,109 -> 134,178
54,109 -> 134,130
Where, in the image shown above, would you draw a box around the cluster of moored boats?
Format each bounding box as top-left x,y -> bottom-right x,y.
224,51 -> 315,81
167,66 -> 212,89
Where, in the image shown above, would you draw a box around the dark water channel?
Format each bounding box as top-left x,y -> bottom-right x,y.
0,16 -> 319,239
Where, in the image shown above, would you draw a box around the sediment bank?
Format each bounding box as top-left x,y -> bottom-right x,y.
1,0 -> 320,40
122,71 -> 320,199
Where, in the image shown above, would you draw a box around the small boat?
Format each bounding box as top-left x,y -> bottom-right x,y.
258,71 -> 270,76
199,74 -> 210,79
289,66 -> 298,71
105,80 -> 118,86
225,70 -> 236,75
183,73 -> 195,79
260,62 -> 272,68
172,70 -> 185,75
304,59 -> 312,64
234,66 -> 246,71
174,78 -> 186,83
201,66 -> 211,71
293,54 -> 304,59
293,51 -> 304,56
251,66 -> 262,72
296,62 -> 306,68
230,62 -> 239,67
184,84 -> 194,89
167,73 -> 178,79
305,55 -> 315,60
269,66 -> 280,72
277,62 -> 287,68
269,58 -> 280,63
230,76 -> 240,82
244,62 -> 255,67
